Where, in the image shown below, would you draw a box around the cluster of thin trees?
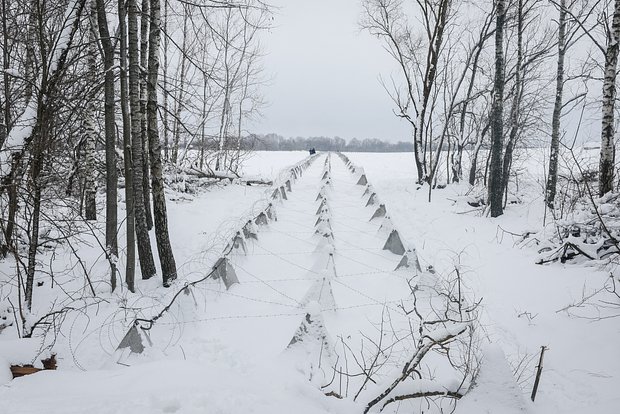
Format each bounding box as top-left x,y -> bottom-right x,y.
0,0 -> 269,310
363,0 -> 620,216
251,133 -> 415,152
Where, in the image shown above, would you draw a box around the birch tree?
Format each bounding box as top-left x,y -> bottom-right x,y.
96,0 -> 118,291
488,0 -> 507,217
545,0 -> 568,208
599,0 -> 620,196
147,0 -> 177,286
119,0 -> 136,291
128,0 -> 157,279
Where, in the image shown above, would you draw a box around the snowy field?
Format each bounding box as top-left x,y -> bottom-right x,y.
1,151 -> 618,414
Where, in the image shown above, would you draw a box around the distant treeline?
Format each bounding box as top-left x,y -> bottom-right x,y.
247,133 -> 414,152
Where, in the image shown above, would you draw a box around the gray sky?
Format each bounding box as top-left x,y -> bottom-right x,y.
248,0 -> 411,142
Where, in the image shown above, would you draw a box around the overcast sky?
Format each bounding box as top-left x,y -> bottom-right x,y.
247,0 -> 411,143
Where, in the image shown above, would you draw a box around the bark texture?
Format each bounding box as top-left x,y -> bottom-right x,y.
545,0 -> 566,208
128,0 -> 156,279
599,0 -> 620,196
147,0 -> 177,286
488,0 -> 506,217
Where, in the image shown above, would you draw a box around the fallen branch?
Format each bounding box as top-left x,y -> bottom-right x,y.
536,241 -> 595,264
187,167 -> 272,185
364,323 -> 469,413
381,390 -> 462,411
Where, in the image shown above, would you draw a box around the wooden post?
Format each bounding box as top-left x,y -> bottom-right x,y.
531,346 -> 547,402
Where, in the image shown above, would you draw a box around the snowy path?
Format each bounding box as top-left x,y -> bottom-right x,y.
171,153 -> 413,364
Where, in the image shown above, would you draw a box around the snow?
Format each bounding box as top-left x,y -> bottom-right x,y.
0,338 -> 50,366
1,150 -> 618,413
425,322 -> 471,342
48,0 -> 80,76
456,345 -> 529,414
1,358 -> 343,414
344,151 -> 620,414
0,97 -> 37,170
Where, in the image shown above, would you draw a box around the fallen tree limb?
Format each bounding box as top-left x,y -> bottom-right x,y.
381,390 -> 462,411
186,167 -> 273,185
364,323 -> 469,413
536,241 -> 595,264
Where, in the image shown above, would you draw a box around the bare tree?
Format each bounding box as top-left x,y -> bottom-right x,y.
488,0 -> 507,217
545,0 -> 568,208
362,0 -> 454,184
83,0 -> 99,221
119,0 -> 137,291
128,0 -> 157,279
599,0 -> 620,196
96,0 -> 118,291
147,0 -> 178,286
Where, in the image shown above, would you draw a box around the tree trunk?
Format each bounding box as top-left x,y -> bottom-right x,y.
412,126 -> 424,182
128,0 -> 156,279
83,0 -> 98,221
119,0 -> 136,291
500,0 -> 524,204
171,5 -> 188,165
23,0 -> 87,309
469,121 -> 489,186
162,0 -> 169,161
545,0 -> 566,209
599,0 -> 620,196
147,0 -> 177,286
200,72 -> 208,170
97,0 -> 118,291
0,0 -> 11,150
140,0 -> 153,230
488,0 -> 506,217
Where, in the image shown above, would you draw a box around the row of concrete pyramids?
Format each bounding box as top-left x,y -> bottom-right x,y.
335,152 -> 421,273
286,154 -> 337,374
214,153 -> 322,289
115,154 -> 322,357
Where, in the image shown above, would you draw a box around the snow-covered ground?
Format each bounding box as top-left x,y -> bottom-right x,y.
1,150 -> 618,413
346,151 -> 620,414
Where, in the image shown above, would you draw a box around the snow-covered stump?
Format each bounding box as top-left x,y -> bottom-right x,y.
383,230 -> 406,255
212,257 -> 239,289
